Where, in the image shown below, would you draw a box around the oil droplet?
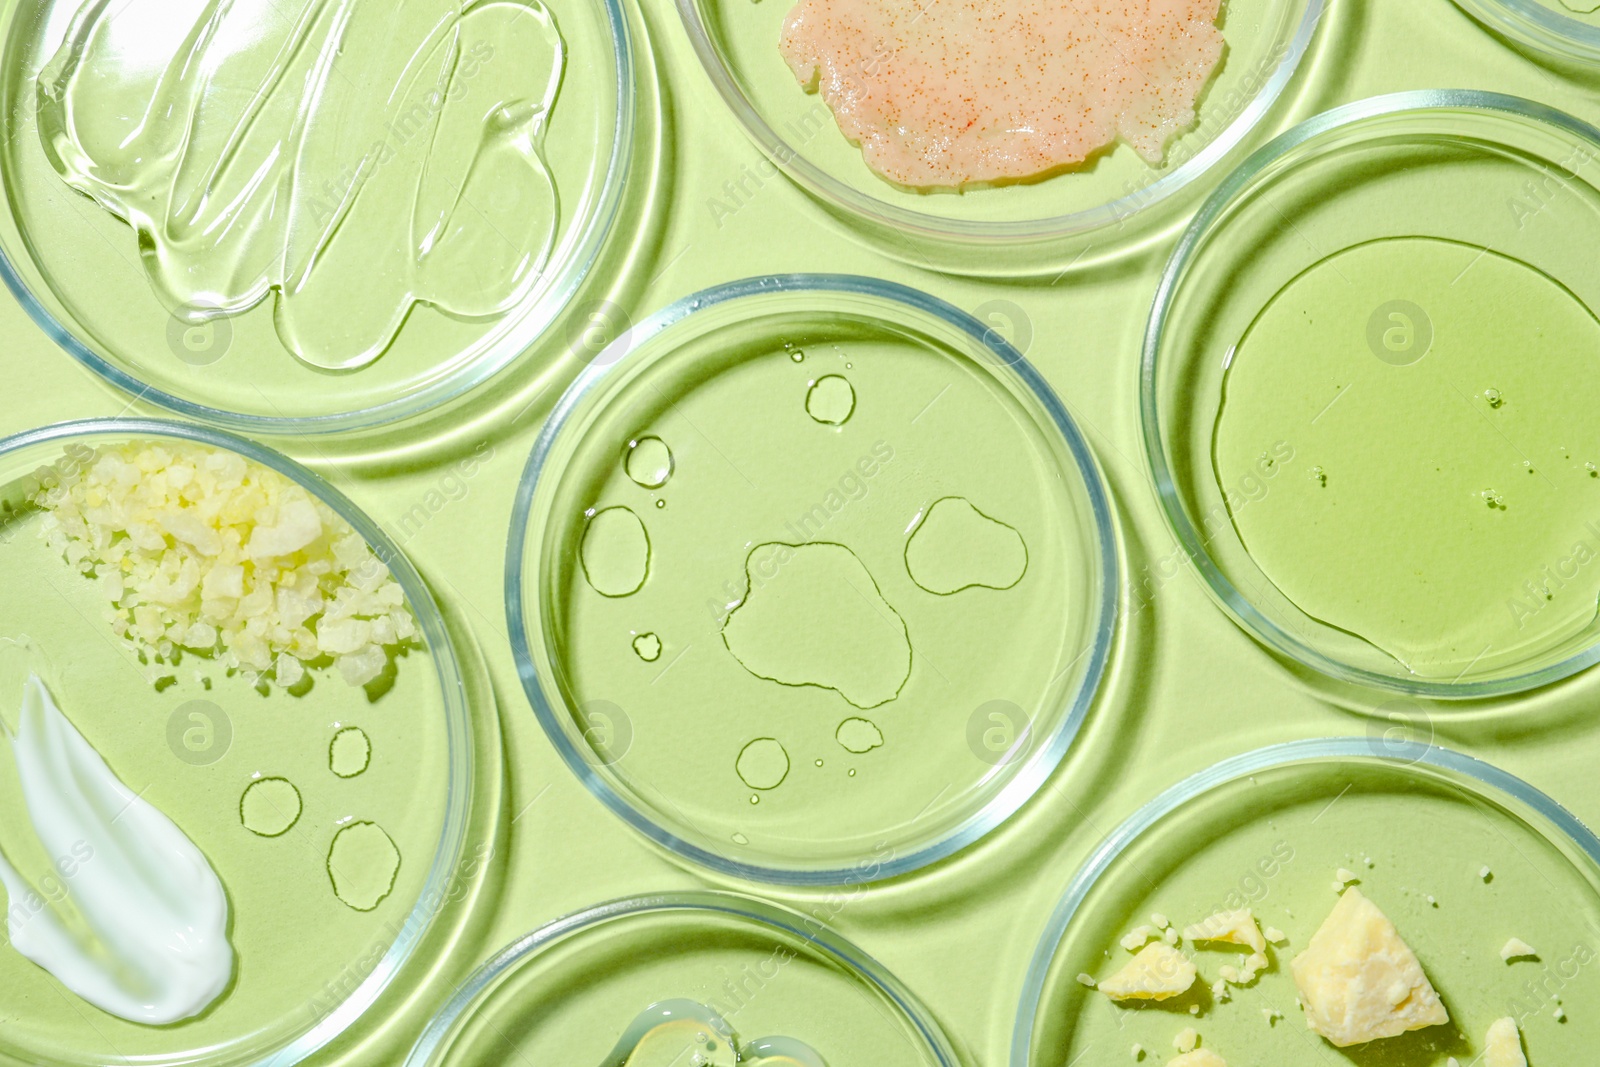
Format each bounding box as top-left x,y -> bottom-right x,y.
848,768 -> 857,777
791,350 -> 805,363
1485,388 -> 1505,409
327,821 -> 401,912
330,727 -> 371,778
732,832 -> 750,845
656,499 -> 667,508
633,632 -> 663,662
1310,466 -> 1328,488
836,717 -> 884,754
814,758 -> 825,768
721,543 -> 911,709
241,777 -> 301,837
736,738 -> 791,790
581,507 -> 651,597
1482,489 -> 1508,511
1588,462 -> 1598,479
905,497 -> 1028,594
626,437 -> 674,489
749,795 -> 760,805
805,375 -> 856,425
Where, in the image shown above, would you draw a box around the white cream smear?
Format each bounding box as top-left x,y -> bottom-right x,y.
0,673 -> 233,1024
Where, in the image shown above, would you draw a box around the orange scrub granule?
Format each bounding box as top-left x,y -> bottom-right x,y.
779,0 -> 1226,188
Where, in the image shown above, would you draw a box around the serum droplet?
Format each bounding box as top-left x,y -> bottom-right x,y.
736,738 -> 791,790
626,436 -> 674,489
905,497 -> 1028,594
721,543 -> 911,709
330,727 -> 371,778
806,375 -> 856,425
327,821 -> 401,911
836,717 -> 884,754
241,777 -> 301,837
633,632 -> 663,662
581,507 -> 651,597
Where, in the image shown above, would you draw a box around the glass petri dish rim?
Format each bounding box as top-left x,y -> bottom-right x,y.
504,273 -> 1120,887
672,0 -> 1326,246
402,890 -> 963,1067
1452,0 -> 1600,65
0,0 -> 637,437
1009,735 -> 1600,1067
1140,89 -> 1600,700
0,416 -> 475,1067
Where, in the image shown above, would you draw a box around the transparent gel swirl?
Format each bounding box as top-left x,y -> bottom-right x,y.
37,0 -> 566,370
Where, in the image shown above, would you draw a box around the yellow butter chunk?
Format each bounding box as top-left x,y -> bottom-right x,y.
30,441 -> 415,688
1499,938 -> 1538,962
1098,943 -> 1197,1002
1170,1052 -> 1226,1067
1184,909 -> 1267,953
1484,1018 -> 1526,1067
1289,889 -> 1449,1047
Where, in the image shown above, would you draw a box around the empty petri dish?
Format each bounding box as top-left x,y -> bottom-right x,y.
1143,91 -> 1600,698
0,418 -> 473,1065
1015,739 -> 1600,1066
403,892 -> 959,1067
508,275 -> 1117,884
0,0 -> 636,433
676,0 -> 1324,273
1453,0 -> 1600,64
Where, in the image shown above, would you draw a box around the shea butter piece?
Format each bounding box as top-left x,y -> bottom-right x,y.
1289,889 -> 1449,1047
1500,938 -> 1538,962
1174,1027 -> 1198,1052
1484,1017 -> 1526,1067
1098,943 -> 1197,1002
1170,1052 -> 1226,1067
1121,925 -> 1161,952
1183,909 -> 1268,953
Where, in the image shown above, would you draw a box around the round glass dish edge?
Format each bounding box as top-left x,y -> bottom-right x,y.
1008,735 -> 1600,1067
0,0 -> 637,437
504,273 -> 1121,887
0,416 -> 475,1067
672,0 -> 1326,246
1452,0 -> 1600,64
1139,88 -> 1600,700
401,890 -> 962,1067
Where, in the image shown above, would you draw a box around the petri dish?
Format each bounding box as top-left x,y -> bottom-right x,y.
0,418 -> 473,1066
1015,738 -> 1600,1067
403,891 -> 960,1067
0,0 -> 636,434
1142,91 -> 1600,698
507,275 -> 1118,885
676,0 -> 1325,273
1453,0 -> 1600,64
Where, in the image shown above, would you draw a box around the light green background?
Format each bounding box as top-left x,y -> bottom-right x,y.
3,0 -> 1600,1063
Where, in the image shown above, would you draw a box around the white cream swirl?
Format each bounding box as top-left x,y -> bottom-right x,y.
0,673 -> 233,1024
